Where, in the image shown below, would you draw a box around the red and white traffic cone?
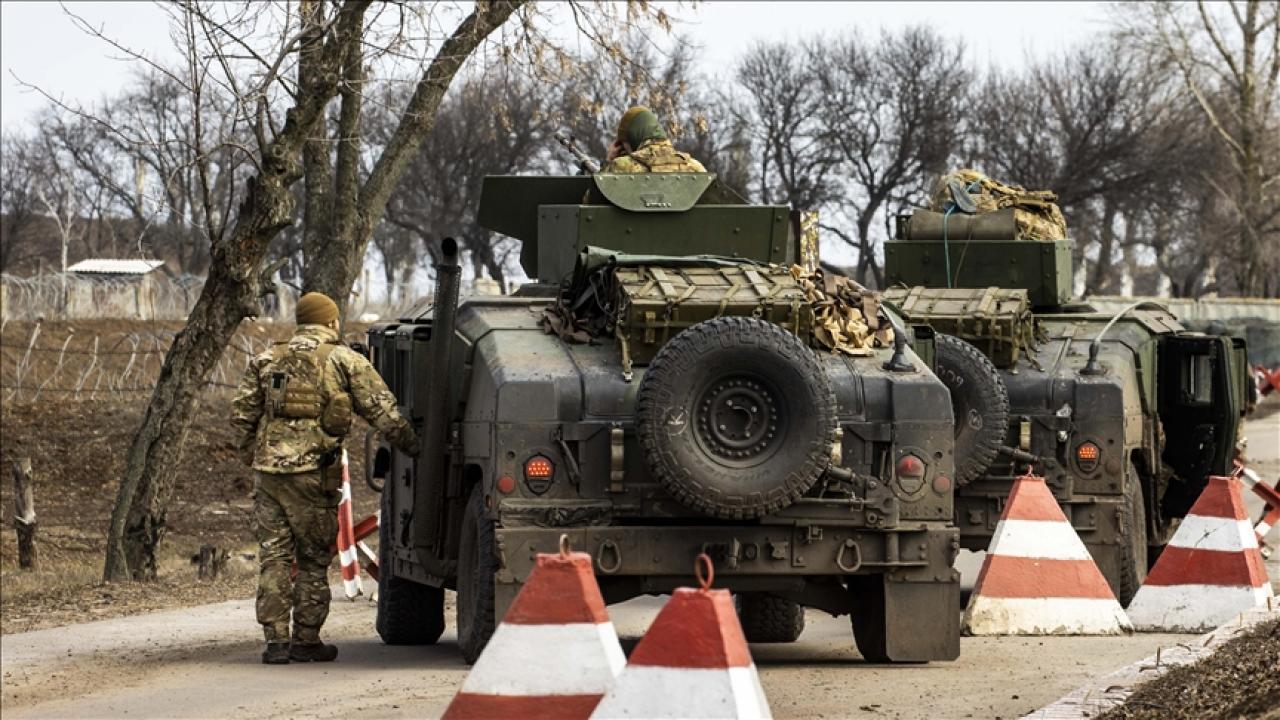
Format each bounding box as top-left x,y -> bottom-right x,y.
1127,475 -> 1274,632
963,472 -> 1131,635
442,537 -> 625,720
591,555 -> 771,719
335,449 -> 362,599
1236,462 -> 1280,558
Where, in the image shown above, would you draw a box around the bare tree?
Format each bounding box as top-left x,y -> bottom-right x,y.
381,69 -> 549,290
813,27 -> 969,287
1120,0 -> 1280,296
297,2 -> 672,311
732,41 -> 835,208
96,0 -> 670,580
966,42 -> 1194,295
103,0 -> 372,580
0,133 -> 44,272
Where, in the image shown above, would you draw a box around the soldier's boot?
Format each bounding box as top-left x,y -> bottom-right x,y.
261,643 -> 291,664
289,642 -> 338,662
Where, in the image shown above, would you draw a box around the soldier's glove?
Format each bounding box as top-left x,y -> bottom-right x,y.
391,425 -> 420,458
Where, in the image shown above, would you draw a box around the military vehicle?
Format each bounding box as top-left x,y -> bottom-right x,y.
882,199 -> 1251,605
364,171 -> 962,664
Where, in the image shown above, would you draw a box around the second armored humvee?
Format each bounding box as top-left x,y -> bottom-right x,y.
882,205 -> 1251,605
366,172 -> 961,663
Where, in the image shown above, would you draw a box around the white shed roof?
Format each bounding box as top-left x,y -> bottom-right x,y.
67,259 -> 166,276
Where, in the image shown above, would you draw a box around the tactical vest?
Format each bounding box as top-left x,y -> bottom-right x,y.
264,341 -> 352,437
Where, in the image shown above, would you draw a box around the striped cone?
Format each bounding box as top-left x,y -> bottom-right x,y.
591,556 -> 771,719
335,449 -> 362,599
963,473 -> 1132,635
442,541 -> 625,720
1237,463 -> 1280,556
1127,475 -> 1274,632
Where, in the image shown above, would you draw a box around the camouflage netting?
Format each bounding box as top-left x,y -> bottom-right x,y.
930,169 -> 1068,241
788,265 -> 894,355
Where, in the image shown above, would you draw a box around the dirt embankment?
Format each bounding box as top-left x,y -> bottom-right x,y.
1099,618 -> 1280,720
0,320 -> 379,634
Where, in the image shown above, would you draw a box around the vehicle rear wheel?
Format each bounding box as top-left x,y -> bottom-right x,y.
847,574 -> 959,662
636,317 -> 837,519
736,594 -> 805,643
933,334 -> 1010,486
1118,461 -> 1148,607
847,575 -> 892,663
376,488 -> 446,645
456,485 -> 497,664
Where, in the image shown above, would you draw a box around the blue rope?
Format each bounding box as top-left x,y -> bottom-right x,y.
943,205 -> 956,288
941,179 -> 983,289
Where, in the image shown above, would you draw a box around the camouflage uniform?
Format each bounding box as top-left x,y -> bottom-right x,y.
603,138 -> 707,174
232,324 -> 418,644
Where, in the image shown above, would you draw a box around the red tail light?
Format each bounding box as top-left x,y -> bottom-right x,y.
897,454 -> 925,479
525,455 -> 554,480
1075,442 -> 1101,472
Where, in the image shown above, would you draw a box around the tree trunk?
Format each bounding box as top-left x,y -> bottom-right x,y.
302,1 -> 523,312
854,213 -> 884,289
103,1 -> 371,582
1087,199 -> 1118,295
12,458 -> 37,571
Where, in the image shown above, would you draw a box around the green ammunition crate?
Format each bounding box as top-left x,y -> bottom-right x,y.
614,264 -> 813,365
883,286 -> 1035,368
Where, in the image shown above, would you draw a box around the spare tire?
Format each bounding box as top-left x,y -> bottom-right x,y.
636,317 -> 836,519
934,334 -> 1010,486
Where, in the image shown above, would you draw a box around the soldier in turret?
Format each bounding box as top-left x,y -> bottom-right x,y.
603,106 -> 706,173
232,292 -> 419,664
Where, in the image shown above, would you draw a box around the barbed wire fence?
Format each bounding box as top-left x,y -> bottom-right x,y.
0,272 -> 433,328
1,321 -> 280,402
0,271 -> 467,403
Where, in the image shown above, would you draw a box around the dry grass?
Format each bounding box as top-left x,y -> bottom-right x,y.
0,324 -> 379,635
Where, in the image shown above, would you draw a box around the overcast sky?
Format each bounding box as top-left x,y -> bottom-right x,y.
1,1 -> 1114,128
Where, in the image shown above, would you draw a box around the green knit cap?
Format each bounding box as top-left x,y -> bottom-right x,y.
617,106 -> 667,149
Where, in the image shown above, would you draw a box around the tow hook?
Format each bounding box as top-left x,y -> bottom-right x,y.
836,540 -> 862,573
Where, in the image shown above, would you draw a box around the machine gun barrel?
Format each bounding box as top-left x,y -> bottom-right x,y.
554,130 -> 601,174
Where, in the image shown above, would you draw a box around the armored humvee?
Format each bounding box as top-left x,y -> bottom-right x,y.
365,172 -> 961,664
882,206 -> 1251,604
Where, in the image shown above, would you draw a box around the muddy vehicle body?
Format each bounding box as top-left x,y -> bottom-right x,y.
883,208 -> 1250,604
367,173 -> 961,663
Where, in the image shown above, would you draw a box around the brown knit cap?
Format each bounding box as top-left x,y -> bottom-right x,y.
296,292 -> 339,325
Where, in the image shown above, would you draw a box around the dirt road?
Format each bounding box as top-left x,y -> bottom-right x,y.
0,593 -> 1199,720
3,412 -> 1277,720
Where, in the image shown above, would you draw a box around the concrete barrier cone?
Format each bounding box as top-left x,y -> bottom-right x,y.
442,536 -> 625,720
1127,475 -> 1274,632
963,472 -> 1132,635
591,555 -> 771,720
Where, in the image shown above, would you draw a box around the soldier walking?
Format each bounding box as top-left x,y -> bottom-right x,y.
232,292 -> 419,664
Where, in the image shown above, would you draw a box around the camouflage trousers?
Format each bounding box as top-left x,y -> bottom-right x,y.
253,470 -> 339,644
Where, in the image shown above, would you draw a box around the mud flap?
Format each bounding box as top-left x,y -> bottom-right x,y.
848,574 -> 960,662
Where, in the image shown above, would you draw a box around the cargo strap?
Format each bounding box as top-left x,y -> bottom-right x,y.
743,268 -> 770,298
649,267 -> 679,298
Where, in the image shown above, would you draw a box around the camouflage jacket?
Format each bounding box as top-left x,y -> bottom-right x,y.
603,139 -> 707,173
231,325 -> 418,474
